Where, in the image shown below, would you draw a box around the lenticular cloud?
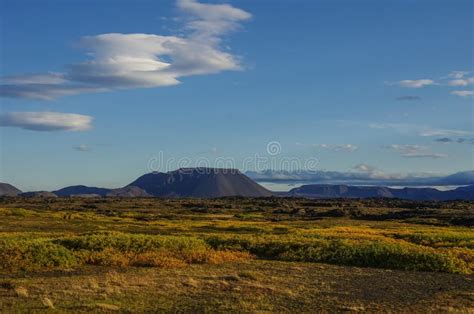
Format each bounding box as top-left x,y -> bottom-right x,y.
0,0 -> 251,100
0,112 -> 93,131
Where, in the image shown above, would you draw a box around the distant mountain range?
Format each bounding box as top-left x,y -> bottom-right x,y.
246,170 -> 474,186
1,168 -> 473,200
14,168 -> 271,198
284,184 -> 474,201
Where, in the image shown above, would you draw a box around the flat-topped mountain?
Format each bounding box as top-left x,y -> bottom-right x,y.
287,184 -> 474,201
0,183 -> 22,196
128,168 -> 273,198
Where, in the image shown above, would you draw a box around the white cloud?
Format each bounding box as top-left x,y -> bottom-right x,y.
448,71 -> 469,79
352,164 -> 402,179
397,79 -> 434,88
0,84 -> 108,101
353,163 -> 377,173
401,153 -> 447,159
2,72 -> 67,85
390,71 -> 474,98
318,144 -> 358,152
418,128 -> 472,137
451,90 -> 474,97
0,112 -> 93,131
368,122 -> 472,137
0,0 -> 251,100
383,144 -> 447,159
177,0 -> 251,39
297,143 -> 358,152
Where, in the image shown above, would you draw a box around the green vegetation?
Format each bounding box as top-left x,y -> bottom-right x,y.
0,197 -> 473,311
0,197 -> 472,274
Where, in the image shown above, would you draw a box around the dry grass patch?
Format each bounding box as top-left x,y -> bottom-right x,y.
14,286 -> 29,298
96,303 -> 120,311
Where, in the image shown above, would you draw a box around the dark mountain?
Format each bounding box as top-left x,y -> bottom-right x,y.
287,184 -> 474,201
53,185 -> 110,197
106,186 -> 151,197
20,191 -> 57,198
0,183 -> 22,196
128,168 -> 273,198
288,185 -> 393,198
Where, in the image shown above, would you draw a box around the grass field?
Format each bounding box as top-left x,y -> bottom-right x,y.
0,197 -> 473,312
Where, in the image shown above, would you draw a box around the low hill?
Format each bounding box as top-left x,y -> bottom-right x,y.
53,185 -> 110,197
20,191 -> 58,198
128,168 -> 273,198
0,183 -> 22,196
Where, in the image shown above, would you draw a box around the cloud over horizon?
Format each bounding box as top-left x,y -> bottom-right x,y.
368,122 -> 472,137
0,112 -> 93,131
296,143 -> 358,152
246,164 -> 446,184
383,144 -> 447,159
0,0 -> 251,100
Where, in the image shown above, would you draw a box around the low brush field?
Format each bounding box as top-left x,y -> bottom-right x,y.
0,197 -> 473,312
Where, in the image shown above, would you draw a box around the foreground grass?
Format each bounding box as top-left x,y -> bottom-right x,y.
0,261 -> 473,312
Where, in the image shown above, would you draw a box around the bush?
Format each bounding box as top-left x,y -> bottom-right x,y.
0,239 -> 77,271
55,232 -> 209,253
205,236 -> 471,274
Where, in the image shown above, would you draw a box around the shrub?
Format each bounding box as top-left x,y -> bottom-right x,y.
58,232 -> 251,268
0,239 -> 77,271
205,236 -> 471,274
56,232 -> 209,253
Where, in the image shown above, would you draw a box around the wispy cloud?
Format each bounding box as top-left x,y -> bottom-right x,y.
0,0 -> 251,100
0,112 -> 93,131
451,90 -> 474,97
446,71 -> 474,87
448,71 -> 469,79
383,144 -> 447,159
396,79 -> 434,88
74,144 -> 91,152
418,128 -> 472,137
368,122 -> 472,137
396,95 -> 421,101
296,143 -> 358,152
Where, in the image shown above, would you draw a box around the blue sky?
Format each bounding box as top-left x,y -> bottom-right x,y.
0,0 -> 473,191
